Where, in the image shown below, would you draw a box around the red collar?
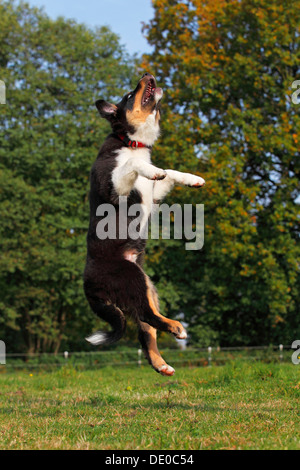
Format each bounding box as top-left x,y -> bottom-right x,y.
116,134 -> 151,149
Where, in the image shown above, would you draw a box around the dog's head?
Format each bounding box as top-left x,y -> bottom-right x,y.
95,73 -> 163,147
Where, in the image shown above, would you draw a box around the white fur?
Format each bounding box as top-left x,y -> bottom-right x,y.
111,147 -> 149,196
153,169 -> 205,201
112,149 -> 205,222
112,147 -> 165,197
112,148 -> 156,231
124,251 -> 138,263
165,169 -> 205,187
153,174 -> 175,202
176,328 -> 187,340
111,99 -> 205,232
159,364 -> 175,376
128,112 -> 160,147
85,331 -> 107,345
134,174 -> 155,230
154,88 -> 163,103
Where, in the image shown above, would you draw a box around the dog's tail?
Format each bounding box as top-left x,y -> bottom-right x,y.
85,299 -> 126,347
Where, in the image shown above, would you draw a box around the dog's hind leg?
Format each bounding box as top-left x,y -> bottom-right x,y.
140,275 -> 187,340
84,286 -> 126,346
138,321 -> 175,376
137,281 -> 175,375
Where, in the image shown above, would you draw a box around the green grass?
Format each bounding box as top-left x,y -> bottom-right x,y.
0,361 -> 299,450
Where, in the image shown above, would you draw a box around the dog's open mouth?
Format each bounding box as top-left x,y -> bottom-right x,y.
142,78 -> 156,106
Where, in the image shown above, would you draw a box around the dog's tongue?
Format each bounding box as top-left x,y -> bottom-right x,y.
154,87 -> 163,103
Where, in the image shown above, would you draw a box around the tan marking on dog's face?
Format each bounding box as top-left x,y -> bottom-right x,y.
126,75 -> 157,127
155,109 -> 161,124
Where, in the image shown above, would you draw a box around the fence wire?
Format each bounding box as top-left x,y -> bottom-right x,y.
0,344 -> 293,370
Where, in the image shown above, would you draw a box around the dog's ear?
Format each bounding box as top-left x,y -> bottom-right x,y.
95,100 -> 117,120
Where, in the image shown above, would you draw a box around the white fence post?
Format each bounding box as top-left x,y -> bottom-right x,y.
208,346 -> 212,367
279,344 -> 283,362
138,348 -> 142,367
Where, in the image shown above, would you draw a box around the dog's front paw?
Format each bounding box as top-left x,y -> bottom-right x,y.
151,168 -> 167,180
142,165 -> 166,181
185,174 -> 205,188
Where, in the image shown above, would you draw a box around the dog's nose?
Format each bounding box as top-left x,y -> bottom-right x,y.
141,72 -> 152,79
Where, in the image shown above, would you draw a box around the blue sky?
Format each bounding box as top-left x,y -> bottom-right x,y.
26,0 -> 154,55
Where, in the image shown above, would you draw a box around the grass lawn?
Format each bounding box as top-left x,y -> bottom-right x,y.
0,361 -> 299,450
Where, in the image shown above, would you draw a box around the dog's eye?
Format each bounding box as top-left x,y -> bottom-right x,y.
127,93 -> 134,100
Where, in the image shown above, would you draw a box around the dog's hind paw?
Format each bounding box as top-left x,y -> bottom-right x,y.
158,364 -> 175,376
176,329 -> 187,340
171,322 -> 187,340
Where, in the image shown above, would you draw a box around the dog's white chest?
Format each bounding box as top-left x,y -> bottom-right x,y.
134,175 -> 154,219
113,147 -> 154,217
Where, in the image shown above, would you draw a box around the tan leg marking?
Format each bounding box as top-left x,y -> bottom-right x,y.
145,276 -> 187,340
139,321 -> 175,376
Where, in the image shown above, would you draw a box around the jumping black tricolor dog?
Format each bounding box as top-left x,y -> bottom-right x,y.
84,73 -> 205,375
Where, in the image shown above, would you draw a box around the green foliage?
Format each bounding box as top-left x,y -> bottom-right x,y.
0,0 -> 136,352
142,0 -> 300,345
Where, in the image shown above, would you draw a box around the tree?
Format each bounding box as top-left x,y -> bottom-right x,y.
142,0 -> 300,345
0,0 -> 135,353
